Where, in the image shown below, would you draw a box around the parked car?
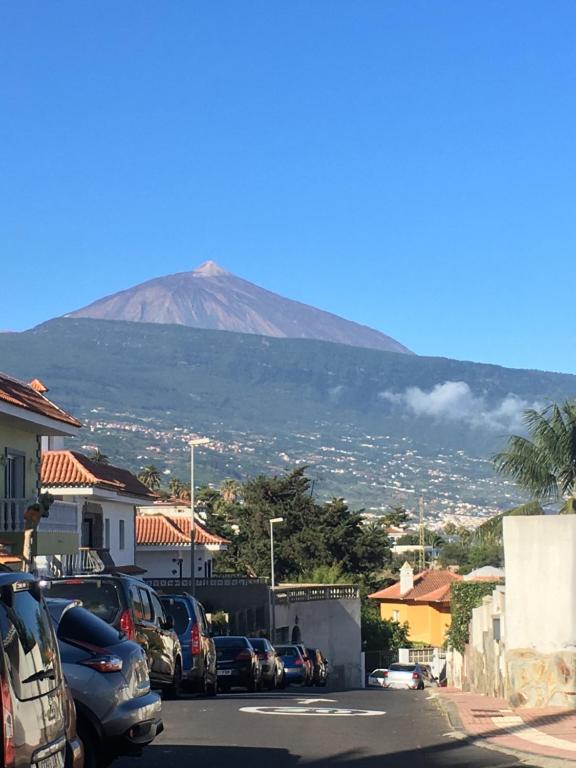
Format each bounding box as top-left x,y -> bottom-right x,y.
213,636 -> 262,692
275,644 -> 307,686
367,668 -> 388,687
382,662 -> 435,690
46,598 -> 163,768
248,638 -> 285,690
45,574 -> 183,698
0,571 -> 81,768
306,647 -> 328,686
293,643 -> 313,685
160,593 -> 217,695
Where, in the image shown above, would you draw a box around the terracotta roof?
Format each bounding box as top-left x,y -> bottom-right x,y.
368,569 -> 462,604
0,372 -> 81,428
136,514 -> 229,547
42,450 -> 156,499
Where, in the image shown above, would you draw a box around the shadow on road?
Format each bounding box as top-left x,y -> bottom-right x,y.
130,742 -> 538,768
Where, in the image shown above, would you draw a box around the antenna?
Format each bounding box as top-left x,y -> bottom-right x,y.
418,496 -> 425,571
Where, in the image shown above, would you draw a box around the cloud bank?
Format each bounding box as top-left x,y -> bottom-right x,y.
380,381 -> 540,432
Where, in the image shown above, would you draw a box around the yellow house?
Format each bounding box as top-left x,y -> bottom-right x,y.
369,562 -> 461,647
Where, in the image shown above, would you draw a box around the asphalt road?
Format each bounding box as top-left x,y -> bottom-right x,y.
116,688 -> 536,768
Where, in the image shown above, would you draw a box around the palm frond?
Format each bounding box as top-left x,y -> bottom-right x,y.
474,501 -> 545,545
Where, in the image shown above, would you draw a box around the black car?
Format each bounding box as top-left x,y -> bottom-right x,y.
306,647 -> 329,686
0,572 -> 82,768
46,599 -> 163,768
160,593 -> 217,695
248,637 -> 284,690
214,636 -> 262,692
45,574 -> 183,698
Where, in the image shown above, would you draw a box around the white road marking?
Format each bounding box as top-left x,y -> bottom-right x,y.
491,716 -> 576,752
240,706 -> 386,717
297,698 -> 336,704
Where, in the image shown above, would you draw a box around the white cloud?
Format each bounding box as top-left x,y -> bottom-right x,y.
380,381 -> 540,432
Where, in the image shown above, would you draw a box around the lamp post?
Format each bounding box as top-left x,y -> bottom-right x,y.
189,437 -> 210,597
269,516 -> 284,643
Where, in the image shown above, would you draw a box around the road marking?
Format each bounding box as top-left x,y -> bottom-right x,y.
297,698 -> 336,704
491,716 -> 576,752
240,706 -> 386,717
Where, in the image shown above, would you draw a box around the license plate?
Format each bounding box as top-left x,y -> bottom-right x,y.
217,669 -> 233,676
36,750 -> 65,768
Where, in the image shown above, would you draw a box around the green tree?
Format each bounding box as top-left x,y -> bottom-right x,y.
361,600 -> 410,651
382,505 -> 410,528
138,464 -> 161,491
220,479 -> 241,504
494,401 -> 576,512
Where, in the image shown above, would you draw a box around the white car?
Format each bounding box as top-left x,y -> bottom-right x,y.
367,668 -> 388,687
384,662 -> 436,690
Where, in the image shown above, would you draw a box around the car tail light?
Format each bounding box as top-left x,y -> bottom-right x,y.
294,658 -> 303,666
235,650 -> 252,661
412,672 -> 421,680
119,609 -> 135,640
79,655 -> 123,673
190,623 -> 201,656
0,671 -> 15,768
383,670 -> 388,677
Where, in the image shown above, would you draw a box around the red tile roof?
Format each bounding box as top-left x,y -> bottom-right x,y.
136,514 -> 229,547
368,569 -> 461,604
42,450 -> 156,499
0,373 -> 81,428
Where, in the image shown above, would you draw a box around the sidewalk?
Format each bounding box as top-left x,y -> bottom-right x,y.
436,688 -> 576,764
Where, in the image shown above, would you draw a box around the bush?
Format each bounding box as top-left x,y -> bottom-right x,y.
446,581 -> 499,653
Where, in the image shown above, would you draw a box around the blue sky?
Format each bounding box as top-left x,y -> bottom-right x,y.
2,1 -> 575,373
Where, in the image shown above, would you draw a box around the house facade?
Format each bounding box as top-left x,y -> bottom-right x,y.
369,562 -> 461,647
135,508 -> 229,579
0,374 -> 81,558
41,450 -> 156,572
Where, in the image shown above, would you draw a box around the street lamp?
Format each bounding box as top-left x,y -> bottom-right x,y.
189,437 -> 210,597
269,516 -> 284,642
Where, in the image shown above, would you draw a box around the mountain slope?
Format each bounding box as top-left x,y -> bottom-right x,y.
1,317 -> 576,516
64,260 -> 412,354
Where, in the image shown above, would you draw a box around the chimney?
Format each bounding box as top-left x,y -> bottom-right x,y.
29,378 -> 48,393
400,561 -> 414,596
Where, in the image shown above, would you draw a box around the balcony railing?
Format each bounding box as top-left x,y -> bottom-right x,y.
37,548 -> 116,578
0,498 -> 79,534
274,585 -> 360,603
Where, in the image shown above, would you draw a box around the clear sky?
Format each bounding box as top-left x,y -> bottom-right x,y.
2,1 -> 575,373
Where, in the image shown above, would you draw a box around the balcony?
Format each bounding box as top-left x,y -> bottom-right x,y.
0,499 -> 78,534
39,547 -> 116,577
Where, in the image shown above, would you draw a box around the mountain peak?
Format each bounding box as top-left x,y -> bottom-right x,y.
193,260 -> 229,278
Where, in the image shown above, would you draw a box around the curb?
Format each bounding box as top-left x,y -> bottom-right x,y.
431,693 -> 576,768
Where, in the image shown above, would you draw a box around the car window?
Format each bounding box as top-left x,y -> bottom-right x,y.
139,589 -> 153,621
130,585 -> 144,621
149,592 -> 166,625
214,636 -> 248,648
389,664 -> 416,672
249,638 -> 266,651
161,598 -> 189,634
276,646 -> 299,657
199,604 -> 209,633
57,606 -> 123,647
0,584 -> 59,701
47,579 -> 121,624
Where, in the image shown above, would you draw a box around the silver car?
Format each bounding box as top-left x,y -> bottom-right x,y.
46,598 -> 163,768
383,662 -> 435,690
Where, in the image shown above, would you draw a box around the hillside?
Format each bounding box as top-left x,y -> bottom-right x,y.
64,260 -> 412,354
2,317 -> 575,517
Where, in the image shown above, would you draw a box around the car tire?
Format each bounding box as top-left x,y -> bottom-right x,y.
165,659 -> 183,700
207,675 -> 218,697
267,672 -> 277,691
77,717 -> 100,768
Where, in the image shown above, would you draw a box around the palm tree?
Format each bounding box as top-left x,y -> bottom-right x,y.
219,479 -> 240,504
493,401 -> 576,513
89,448 -> 110,464
138,464 -> 162,491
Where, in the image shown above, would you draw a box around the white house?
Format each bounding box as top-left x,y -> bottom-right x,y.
41,450 -> 157,571
135,507 -> 229,580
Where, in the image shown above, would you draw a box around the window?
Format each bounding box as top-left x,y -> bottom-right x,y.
104,518 -> 110,549
150,592 -> 166,626
5,450 -> 25,499
119,519 -> 125,550
46,579 -> 121,624
139,588 -> 153,622
392,610 -> 400,621
130,585 -> 144,621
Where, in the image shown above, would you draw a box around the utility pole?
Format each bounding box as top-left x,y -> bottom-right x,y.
418,496 -> 425,571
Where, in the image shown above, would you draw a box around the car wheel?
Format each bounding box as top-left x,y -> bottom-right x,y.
78,717 -> 100,768
207,675 -> 218,697
165,659 -> 183,700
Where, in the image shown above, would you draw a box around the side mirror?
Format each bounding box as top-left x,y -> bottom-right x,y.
161,614 -> 175,630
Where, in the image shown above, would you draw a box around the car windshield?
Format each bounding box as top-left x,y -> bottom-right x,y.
46,579 -> 122,624
276,646 -> 300,657
248,638 -> 267,651
214,637 -> 248,648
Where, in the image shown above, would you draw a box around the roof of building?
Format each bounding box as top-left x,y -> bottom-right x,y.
463,565 -> 505,582
136,513 -> 229,547
42,450 -> 156,499
368,569 -> 462,604
0,373 -> 81,428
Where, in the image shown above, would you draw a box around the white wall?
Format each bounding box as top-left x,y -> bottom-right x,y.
275,594 -> 362,689
135,547 -> 214,579
504,515 -> 576,653
102,500 -> 135,567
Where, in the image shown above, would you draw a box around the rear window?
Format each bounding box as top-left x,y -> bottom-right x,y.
57,606 -> 123,648
0,584 -> 60,701
389,664 -> 416,672
47,580 -> 121,624
161,599 -> 191,635
276,646 -> 299,657
248,638 -> 266,651
214,636 -> 248,648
